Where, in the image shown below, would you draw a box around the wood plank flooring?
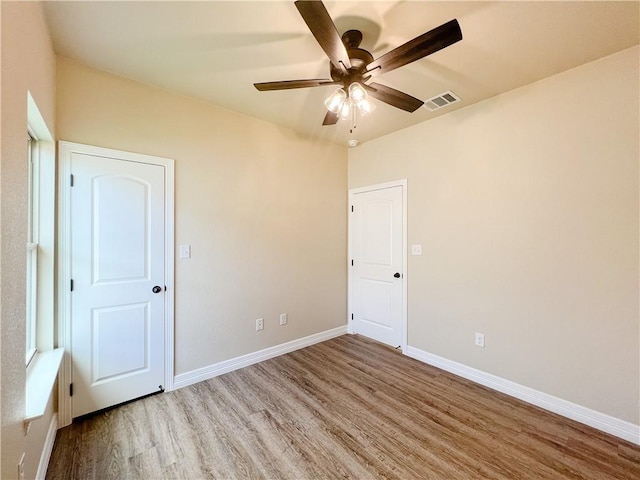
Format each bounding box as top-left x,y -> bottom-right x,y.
47,334 -> 640,479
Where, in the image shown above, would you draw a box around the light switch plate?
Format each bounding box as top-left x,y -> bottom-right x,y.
411,244 -> 422,256
179,245 -> 191,259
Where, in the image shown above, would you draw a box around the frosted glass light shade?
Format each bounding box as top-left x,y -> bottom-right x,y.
358,98 -> 375,115
348,82 -> 367,102
324,88 -> 347,113
339,99 -> 351,119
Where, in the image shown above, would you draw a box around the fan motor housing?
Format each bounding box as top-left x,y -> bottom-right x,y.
330,30 -> 374,84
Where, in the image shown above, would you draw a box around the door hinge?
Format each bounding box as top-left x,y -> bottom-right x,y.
351,313 -> 354,320
70,279 -> 74,291
351,205 -> 354,212
351,259 -> 354,266
70,174 -> 74,187
69,383 -> 73,397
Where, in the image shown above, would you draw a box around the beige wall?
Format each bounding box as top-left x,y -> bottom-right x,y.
1,2 -> 57,479
56,57 -> 348,375
349,46 -> 639,424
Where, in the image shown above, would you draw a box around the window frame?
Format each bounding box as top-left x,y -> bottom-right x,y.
24,92 -> 60,423
25,91 -> 56,365
26,132 -> 39,365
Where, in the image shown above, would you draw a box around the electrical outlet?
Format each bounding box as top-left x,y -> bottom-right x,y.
475,332 -> 485,348
18,453 -> 25,480
255,318 -> 264,331
279,313 -> 287,325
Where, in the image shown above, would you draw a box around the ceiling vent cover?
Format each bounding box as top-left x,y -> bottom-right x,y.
424,91 -> 461,111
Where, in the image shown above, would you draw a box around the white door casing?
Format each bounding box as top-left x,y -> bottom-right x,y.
58,142 -> 174,425
349,180 -> 407,350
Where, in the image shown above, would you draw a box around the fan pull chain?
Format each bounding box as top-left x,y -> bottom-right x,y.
350,104 -> 357,134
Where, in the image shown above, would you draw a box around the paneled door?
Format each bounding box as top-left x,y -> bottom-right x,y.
350,182 -> 405,348
69,146 -> 167,418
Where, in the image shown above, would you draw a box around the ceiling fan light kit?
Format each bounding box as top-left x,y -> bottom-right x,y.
254,0 -> 463,134
325,82 -> 376,132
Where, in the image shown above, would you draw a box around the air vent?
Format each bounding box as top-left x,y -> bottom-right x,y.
424,91 -> 461,111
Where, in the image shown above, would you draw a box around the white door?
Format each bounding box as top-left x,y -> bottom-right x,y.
350,183 -> 405,348
70,150 -> 166,418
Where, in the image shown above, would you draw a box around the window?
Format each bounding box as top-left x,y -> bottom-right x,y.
25,92 -> 56,365
25,93 -> 62,421
26,133 -> 39,365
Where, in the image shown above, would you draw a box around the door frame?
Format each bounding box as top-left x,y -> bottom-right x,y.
57,141 -> 175,427
348,179 -> 408,352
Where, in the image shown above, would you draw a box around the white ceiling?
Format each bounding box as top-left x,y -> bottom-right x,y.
44,1 -> 639,146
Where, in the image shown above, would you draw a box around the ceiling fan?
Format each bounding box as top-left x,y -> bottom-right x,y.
254,0 -> 463,127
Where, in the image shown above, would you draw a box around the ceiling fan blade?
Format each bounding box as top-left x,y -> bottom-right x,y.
254,79 -> 339,91
295,0 -> 351,71
366,19 -> 462,76
364,83 -> 424,112
322,110 -> 339,126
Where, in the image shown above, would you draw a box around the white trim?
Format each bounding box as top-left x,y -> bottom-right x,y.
25,135 -> 39,363
27,92 -> 53,141
57,141 -> 175,427
405,345 -> 640,445
163,155 -> 175,392
36,412 -> 58,480
348,179 -> 408,352
173,326 -> 348,390
57,142 -> 73,427
57,142 -> 72,427
27,93 -> 57,356
25,348 -> 64,422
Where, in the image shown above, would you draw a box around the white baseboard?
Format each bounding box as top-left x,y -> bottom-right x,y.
405,346 -> 640,445
173,326 -> 348,390
36,412 -> 58,480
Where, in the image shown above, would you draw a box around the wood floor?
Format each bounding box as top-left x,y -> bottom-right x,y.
47,334 -> 640,479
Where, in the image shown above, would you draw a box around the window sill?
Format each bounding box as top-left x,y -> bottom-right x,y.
25,348 -> 64,423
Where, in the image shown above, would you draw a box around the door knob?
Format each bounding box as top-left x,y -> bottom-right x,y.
152,285 -> 162,293
393,272 -> 401,278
